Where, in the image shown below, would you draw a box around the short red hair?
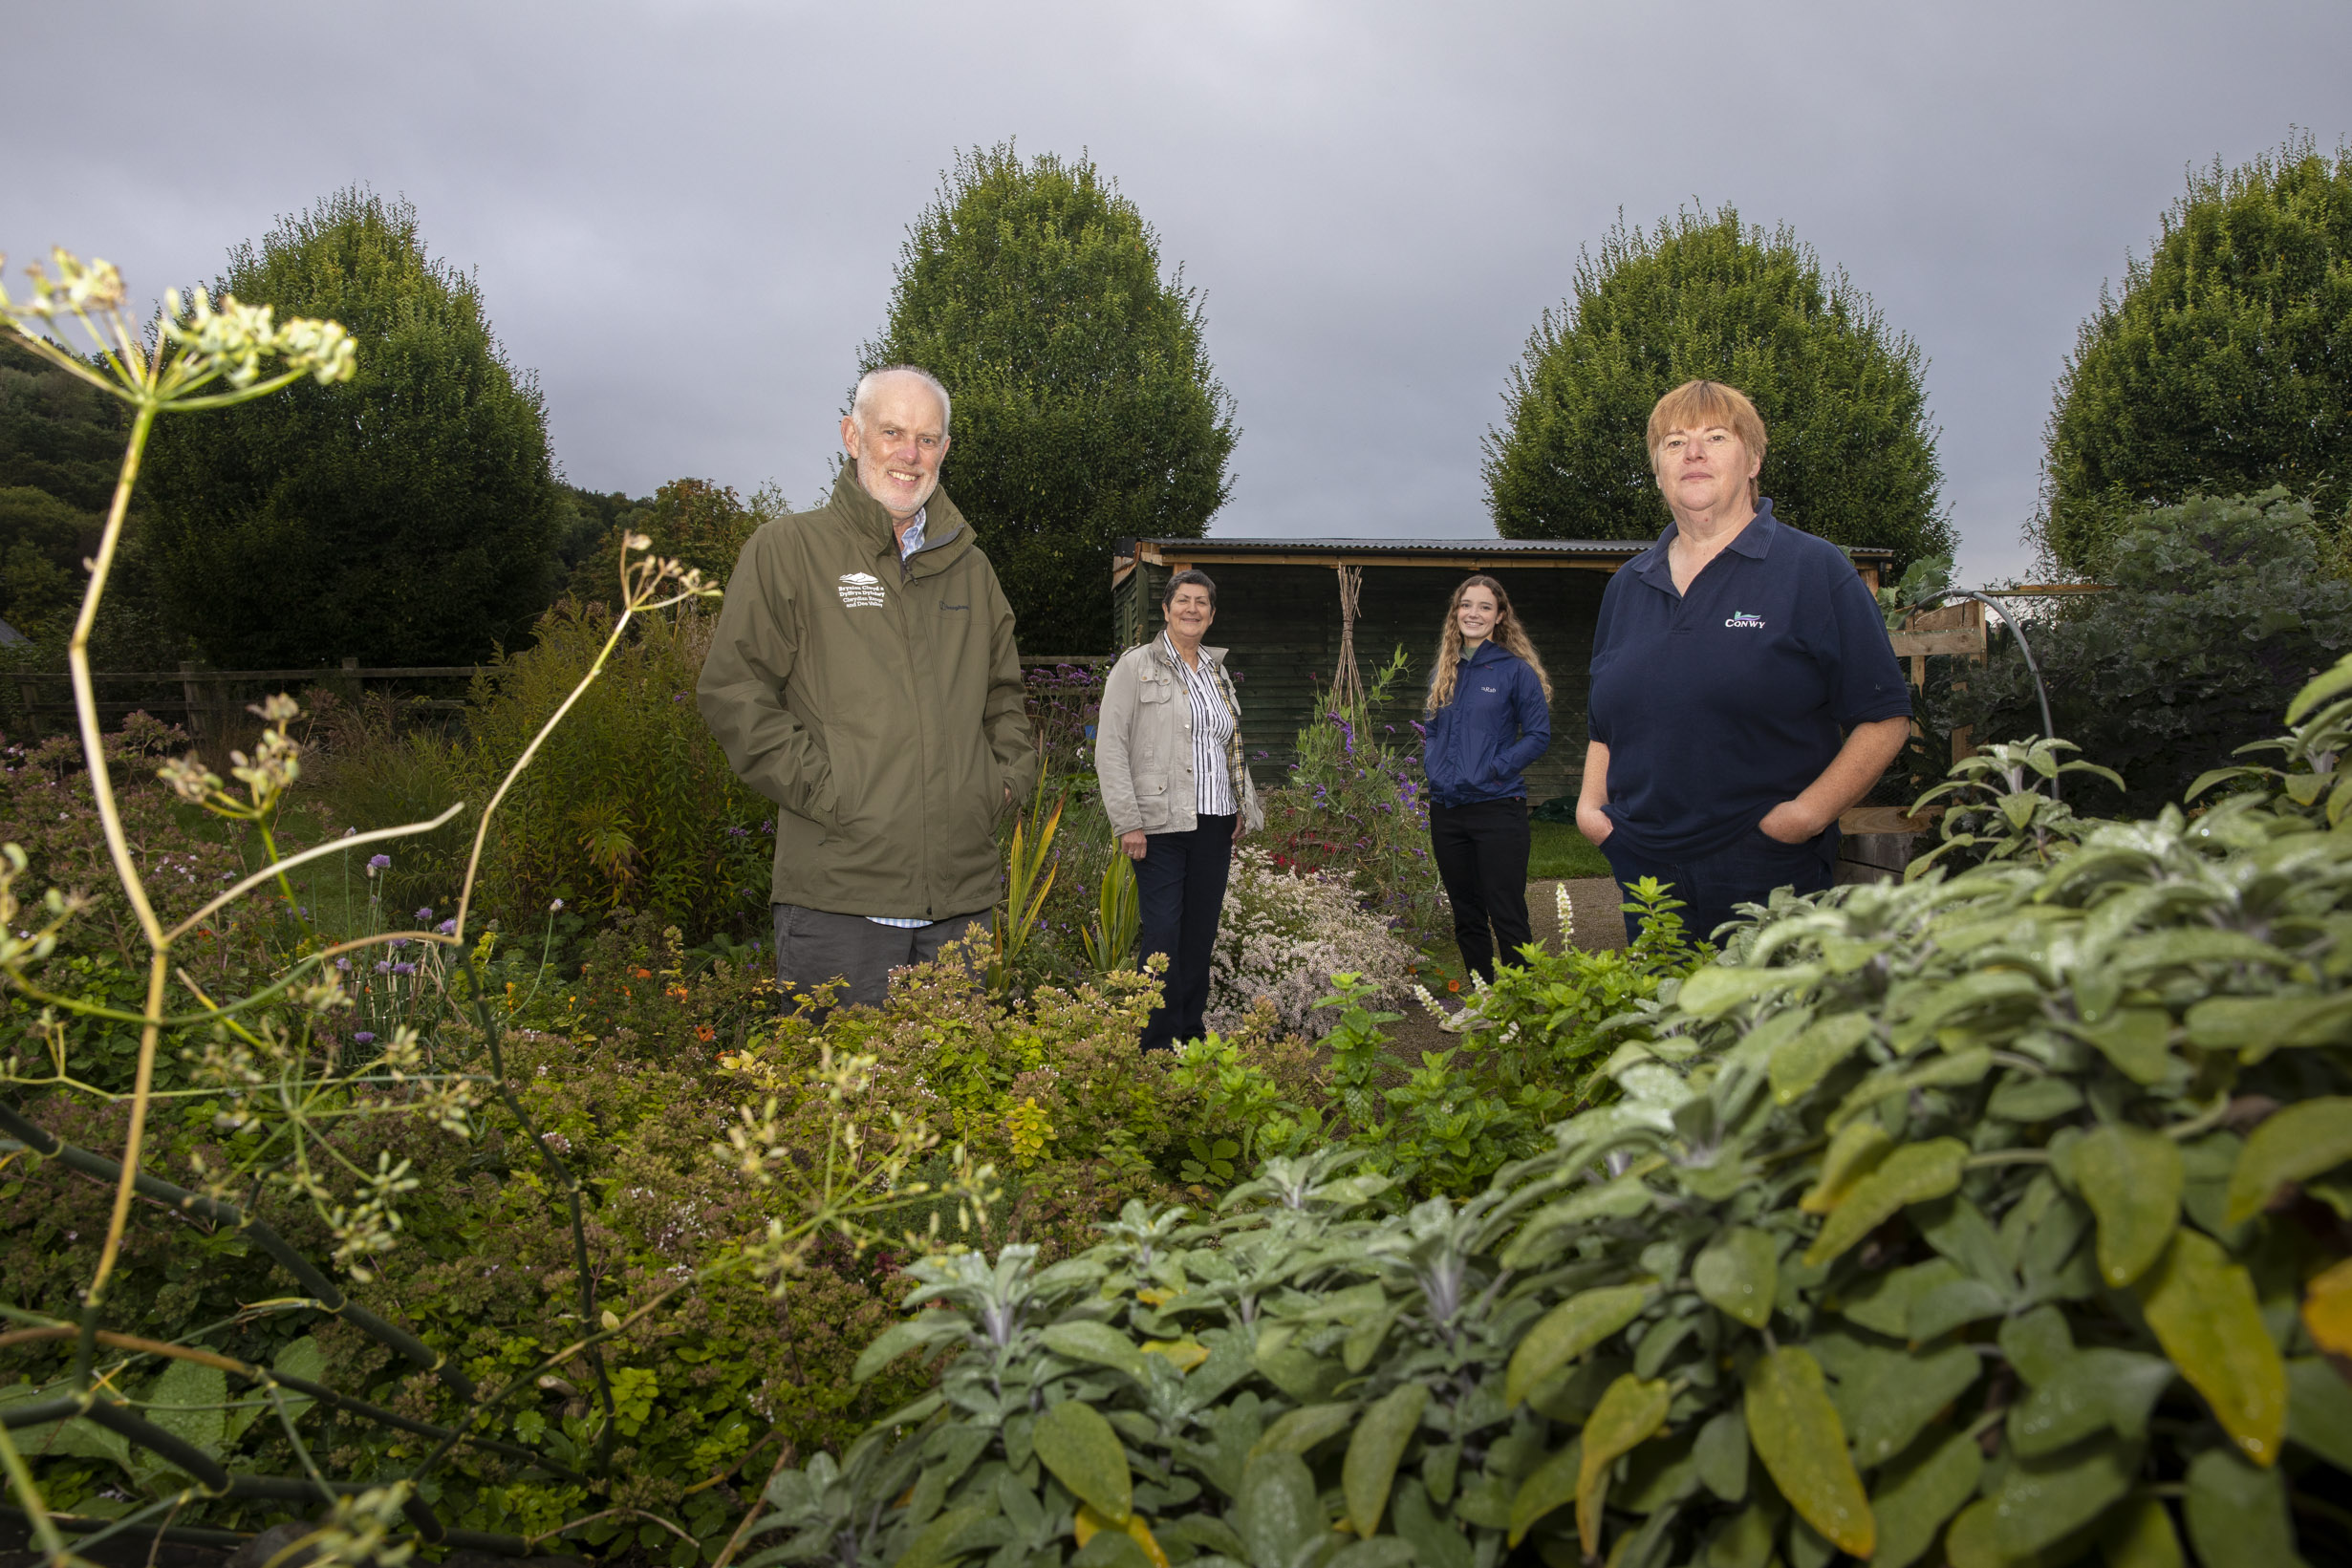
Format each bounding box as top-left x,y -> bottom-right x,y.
1648,380 -> 1768,506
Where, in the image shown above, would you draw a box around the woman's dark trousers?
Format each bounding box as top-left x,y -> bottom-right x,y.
1429,798 -> 1532,982
1600,828 -> 1836,947
1134,813 -> 1237,1051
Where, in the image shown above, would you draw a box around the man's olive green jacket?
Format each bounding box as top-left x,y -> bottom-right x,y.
698,466 -> 1038,919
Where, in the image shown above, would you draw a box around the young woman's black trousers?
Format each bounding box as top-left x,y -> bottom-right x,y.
1429,797 -> 1532,982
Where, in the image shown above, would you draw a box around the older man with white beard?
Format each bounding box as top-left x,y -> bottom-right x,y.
699,366 -> 1038,1011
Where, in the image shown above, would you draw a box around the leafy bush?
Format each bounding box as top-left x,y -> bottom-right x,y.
314,601 -> 774,944
1263,650 -> 1443,949
2037,132 -> 2352,575
1484,203 -> 1952,574
862,143 -> 1238,655
1207,850 -> 1416,1042
137,188 -> 567,666
737,657 -> 2352,1568
566,479 -> 783,610
1947,489 -> 2352,817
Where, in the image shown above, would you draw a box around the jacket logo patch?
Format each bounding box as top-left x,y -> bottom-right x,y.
1480,684 -> 1499,693
1724,611 -> 1766,629
837,571 -> 885,609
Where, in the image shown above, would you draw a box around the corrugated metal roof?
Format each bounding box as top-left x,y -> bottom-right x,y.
1122,535 -> 1897,560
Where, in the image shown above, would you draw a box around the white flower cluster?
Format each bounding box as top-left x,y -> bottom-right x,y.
1206,848 -> 1415,1040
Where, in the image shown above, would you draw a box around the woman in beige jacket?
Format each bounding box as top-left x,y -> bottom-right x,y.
1095,569 -> 1263,1051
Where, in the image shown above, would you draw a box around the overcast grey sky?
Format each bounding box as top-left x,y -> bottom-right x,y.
11,0 -> 2350,585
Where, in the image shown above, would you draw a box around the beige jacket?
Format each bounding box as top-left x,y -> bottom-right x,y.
1095,637 -> 1264,838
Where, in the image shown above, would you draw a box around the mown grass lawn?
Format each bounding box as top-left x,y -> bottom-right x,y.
1528,817 -> 1609,880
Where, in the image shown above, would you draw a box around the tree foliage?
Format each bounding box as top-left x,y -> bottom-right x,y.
1485,206 -> 1952,573
1949,488 -> 2352,817
2038,134 -> 2352,576
563,477 -> 780,610
864,144 -> 1238,655
140,188 -> 565,667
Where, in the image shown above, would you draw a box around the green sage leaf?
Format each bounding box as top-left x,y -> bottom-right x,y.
1693,1229 -> 1780,1330
1802,1138 -> 1969,1268
2074,1123 -> 2184,1287
1033,1398 -> 1132,1523
1769,1012 -> 1873,1104
1867,1429 -> 1981,1568
1249,1400 -> 1357,1460
2137,1228 -> 2287,1467
2184,1447 -> 2308,1568
2006,1348 -> 2174,1455
2225,1097 -> 2352,1224
1742,1346 -> 1874,1557
1043,1321 -> 1153,1384
1503,1282 -> 1650,1408
1342,1382 -> 1427,1538
2099,1495 -> 2185,1568
2063,1007 -> 2174,1085
1693,1407 -> 1749,1504
2286,1356 -> 2352,1471
1564,1374 -> 1669,1554
1981,1433 -> 2142,1557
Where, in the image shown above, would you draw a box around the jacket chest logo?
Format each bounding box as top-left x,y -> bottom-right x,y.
1723,611 -> 1766,630
837,571 -> 886,609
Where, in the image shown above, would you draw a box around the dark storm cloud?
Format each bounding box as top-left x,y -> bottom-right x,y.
11,0 -> 2351,584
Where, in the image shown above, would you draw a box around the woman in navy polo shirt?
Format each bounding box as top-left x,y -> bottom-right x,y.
1422,574 -> 1552,1010
1575,380 -> 1911,945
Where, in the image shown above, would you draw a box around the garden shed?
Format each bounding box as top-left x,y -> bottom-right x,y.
1111,536 -> 1893,805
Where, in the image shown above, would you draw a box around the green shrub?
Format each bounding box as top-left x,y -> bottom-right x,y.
315,601 -> 775,945
2037,133 -> 2352,576
0,933 -> 1233,1554
1946,489 -> 2352,817
737,658 -> 2352,1568
1484,204 -> 1952,575
1263,649 -> 1443,950
137,188 -> 568,667
863,143 -> 1238,656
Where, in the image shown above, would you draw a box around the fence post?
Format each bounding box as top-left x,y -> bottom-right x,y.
14,676 -> 40,740
178,660 -> 205,750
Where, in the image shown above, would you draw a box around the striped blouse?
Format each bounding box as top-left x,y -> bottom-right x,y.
1163,634 -> 1237,818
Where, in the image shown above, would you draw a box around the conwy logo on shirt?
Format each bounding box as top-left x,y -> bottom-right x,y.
837,571 -> 885,609
1724,611 -> 1766,629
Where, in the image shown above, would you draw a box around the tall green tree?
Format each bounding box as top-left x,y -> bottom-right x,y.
863,144 -> 1237,654
2037,134 -> 2352,576
1485,205 -> 1951,571
140,189 -> 565,666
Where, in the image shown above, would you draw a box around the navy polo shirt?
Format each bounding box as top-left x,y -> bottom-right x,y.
1587,500 -> 1910,862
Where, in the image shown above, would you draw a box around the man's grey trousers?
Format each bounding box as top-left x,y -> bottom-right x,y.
772,903 -> 992,1011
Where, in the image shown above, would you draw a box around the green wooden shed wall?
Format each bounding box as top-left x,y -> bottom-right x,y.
1111,538 -> 1890,806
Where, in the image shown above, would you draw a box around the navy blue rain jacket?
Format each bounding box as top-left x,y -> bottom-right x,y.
1421,642 -> 1551,806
